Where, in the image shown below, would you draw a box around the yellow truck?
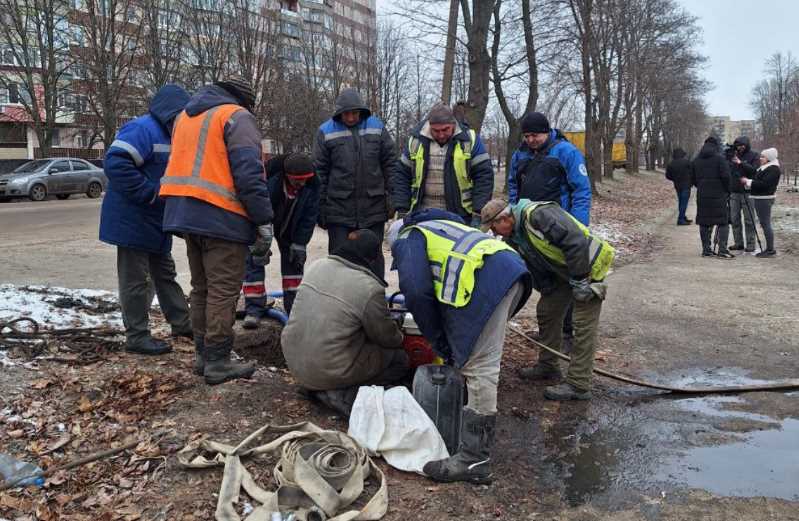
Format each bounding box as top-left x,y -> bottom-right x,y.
562,131 -> 627,169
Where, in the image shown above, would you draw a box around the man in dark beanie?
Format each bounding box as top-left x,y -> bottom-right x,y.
242,152 -> 320,326
281,228 -> 408,417
507,110 -> 592,358
313,88 -> 396,279
161,75 -> 273,385
392,102 -> 495,228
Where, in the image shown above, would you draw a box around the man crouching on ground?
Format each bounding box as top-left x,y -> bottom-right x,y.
281,229 -> 409,417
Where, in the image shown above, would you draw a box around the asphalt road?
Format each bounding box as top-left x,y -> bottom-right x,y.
0,196 -> 351,293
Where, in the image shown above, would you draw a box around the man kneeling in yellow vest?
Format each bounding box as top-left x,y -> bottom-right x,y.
481,198 -> 615,401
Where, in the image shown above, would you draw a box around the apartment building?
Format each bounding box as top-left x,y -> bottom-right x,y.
0,0 -> 377,161
708,116 -> 758,146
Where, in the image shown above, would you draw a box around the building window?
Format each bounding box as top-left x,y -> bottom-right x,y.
1,46 -> 16,66
51,128 -> 61,147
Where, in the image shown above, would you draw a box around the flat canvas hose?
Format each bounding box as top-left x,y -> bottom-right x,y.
508,325 -> 799,394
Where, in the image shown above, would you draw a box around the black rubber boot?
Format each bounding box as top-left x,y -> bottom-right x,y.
518,363 -> 562,381
126,337 -> 172,355
203,340 -> 255,385
423,407 -> 496,485
193,336 -> 205,376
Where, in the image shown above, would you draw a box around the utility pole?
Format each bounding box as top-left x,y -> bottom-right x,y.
441,0 -> 459,105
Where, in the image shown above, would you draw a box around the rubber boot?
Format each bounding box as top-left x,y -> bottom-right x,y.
193,335 -> 205,376
423,407 -> 496,485
203,340 -> 255,385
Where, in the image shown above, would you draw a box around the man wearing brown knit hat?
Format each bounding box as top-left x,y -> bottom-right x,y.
391,103 -> 494,228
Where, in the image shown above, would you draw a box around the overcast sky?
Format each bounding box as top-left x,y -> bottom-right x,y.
374,1 -> 797,122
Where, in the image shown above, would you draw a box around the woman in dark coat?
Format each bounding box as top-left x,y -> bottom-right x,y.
691,137 -> 733,258
741,147 -> 781,257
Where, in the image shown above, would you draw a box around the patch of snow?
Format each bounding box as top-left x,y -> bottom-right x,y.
0,284 -> 123,330
591,222 -> 631,255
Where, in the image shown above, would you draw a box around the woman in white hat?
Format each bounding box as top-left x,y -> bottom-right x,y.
741,147 -> 781,257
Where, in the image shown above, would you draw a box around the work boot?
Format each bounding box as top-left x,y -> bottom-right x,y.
544,382 -> 591,401
311,387 -> 358,417
701,249 -> 716,257
716,250 -> 735,260
193,335 -> 205,376
126,337 -> 172,355
242,314 -> 260,329
423,407 -> 496,485
756,249 -> 776,258
518,363 -> 562,381
744,247 -> 755,253
729,244 -> 744,251
203,340 -> 255,385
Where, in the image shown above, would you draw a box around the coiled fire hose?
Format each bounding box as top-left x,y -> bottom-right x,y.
508,325 -> 799,394
178,422 -> 387,521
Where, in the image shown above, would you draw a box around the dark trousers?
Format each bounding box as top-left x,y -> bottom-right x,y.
676,188 -> 691,223
327,222 -> 386,279
117,247 -> 191,346
700,225 -> 730,254
753,198 -> 775,251
243,240 -> 304,316
185,234 -> 248,347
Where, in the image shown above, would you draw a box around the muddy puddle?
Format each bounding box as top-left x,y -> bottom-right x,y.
532,371 -> 799,507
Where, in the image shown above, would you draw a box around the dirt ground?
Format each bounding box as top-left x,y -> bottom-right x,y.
2,171 -> 799,520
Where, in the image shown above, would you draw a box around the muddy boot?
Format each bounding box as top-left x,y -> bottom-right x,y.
203,340 -> 255,385
242,314 -> 260,329
126,337 -> 172,355
423,407 -> 495,485
311,388 -> 358,417
518,363 -> 562,381
544,382 -> 591,401
193,336 -> 205,376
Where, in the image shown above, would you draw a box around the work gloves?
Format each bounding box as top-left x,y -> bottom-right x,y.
250,224 -> 274,266
288,243 -> 307,270
569,277 -> 594,303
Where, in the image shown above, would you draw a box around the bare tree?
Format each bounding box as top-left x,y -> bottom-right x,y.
0,0 -> 73,156
77,0 -> 145,147
139,0 -> 186,93
182,0 -> 232,88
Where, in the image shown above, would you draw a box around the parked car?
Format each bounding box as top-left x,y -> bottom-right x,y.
0,158 -> 107,202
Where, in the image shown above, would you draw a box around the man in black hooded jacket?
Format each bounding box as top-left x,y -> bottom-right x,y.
665,148 -> 693,225
727,136 -> 759,252
691,137 -> 733,258
313,88 -> 396,278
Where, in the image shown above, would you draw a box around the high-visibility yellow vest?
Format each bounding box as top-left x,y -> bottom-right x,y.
408,130 -> 476,213
404,219 -> 515,307
512,200 -> 614,281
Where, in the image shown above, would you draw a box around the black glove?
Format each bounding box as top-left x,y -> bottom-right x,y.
288,243 -> 307,270
249,224 -> 273,265
569,277 -> 594,302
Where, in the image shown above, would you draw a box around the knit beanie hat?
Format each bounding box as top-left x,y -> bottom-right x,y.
521,112 -> 551,134
761,148 -> 778,163
428,103 -> 456,125
284,153 -> 315,180
215,75 -> 256,111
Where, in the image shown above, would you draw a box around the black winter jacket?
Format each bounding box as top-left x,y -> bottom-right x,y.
312,88 -> 396,228
750,165 -> 781,198
665,149 -> 692,190
691,142 -> 731,226
729,136 -> 759,193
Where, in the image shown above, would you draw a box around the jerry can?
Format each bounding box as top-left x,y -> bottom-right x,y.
412,364 -> 464,454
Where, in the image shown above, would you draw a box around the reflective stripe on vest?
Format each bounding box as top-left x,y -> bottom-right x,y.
408,129 -> 477,213
406,219 -> 515,307
519,201 -> 615,281
160,104 -> 249,218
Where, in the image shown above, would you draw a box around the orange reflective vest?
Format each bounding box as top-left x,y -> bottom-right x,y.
160,104 -> 250,218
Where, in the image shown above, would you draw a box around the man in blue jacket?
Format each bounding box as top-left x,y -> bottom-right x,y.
242,153 -> 319,324
99,84 -> 192,355
507,112 -> 592,350
388,210 -> 532,485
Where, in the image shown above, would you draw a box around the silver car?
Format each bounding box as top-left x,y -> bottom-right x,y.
0,158 -> 107,202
